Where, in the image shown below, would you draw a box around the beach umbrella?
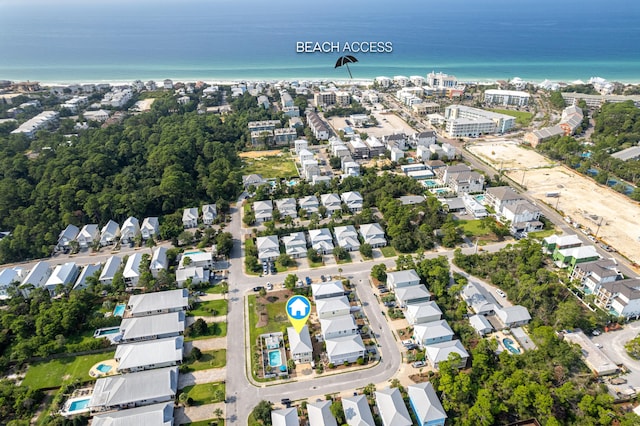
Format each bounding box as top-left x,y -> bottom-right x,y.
335,55 -> 358,79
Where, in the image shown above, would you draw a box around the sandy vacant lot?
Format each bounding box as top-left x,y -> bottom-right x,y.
469,139 -> 640,265
326,112 -> 415,139
239,149 -> 283,159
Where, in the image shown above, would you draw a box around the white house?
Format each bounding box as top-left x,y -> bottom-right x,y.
20,261 -> 51,295
91,402 -> 174,426
150,246 -> 168,278
115,336 -> 183,373
469,314 -> 493,336
461,282 -> 496,315
253,200 -> 274,223
202,204 -> 217,225
298,195 -> 319,216
396,284 -> 432,307
119,311 -> 185,343
57,224 -> 79,251
502,200 -> 543,234
484,186 -> 524,214
316,296 -> 351,319
275,198 -> 297,219
326,334 -> 365,364
308,401 -> 338,426
414,320 -> 454,347
375,387 -> 412,426
299,148 -> 314,164
176,266 -> 208,287
359,223 -> 387,248
271,407 -> 299,426
73,263 -> 102,291
123,253 -> 143,287
333,225 -> 361,252
120,217 -> 140,244
99,256 -> 122,285
342,395 -> 375,426
182,208 -> 198,229
405,301 -> 443,325
294,139 -> 308,154
320,193 -> 342,216
0,267 -> 25,299
178,251 -> 212,269
311,280 -> 344,300
496,305 -> 531,328
387,269 -> 420,289
320,314 -> 358,340
309,228 -> 335,254
256,235 -> 280,261
281,232 -> 307,258
44,262 -> 79,295
100,220 -> 120,246
407,383 -> 447,426
341,191 -> 363,213
141,217 -> 159,240
287,326 -> 313,364
425,340 -> 469,369
77,224 -> 100,249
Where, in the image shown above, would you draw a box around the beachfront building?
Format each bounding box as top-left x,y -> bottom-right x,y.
427,71 -> 458,89
484,89 -> 530,106
444,105 -> 515,137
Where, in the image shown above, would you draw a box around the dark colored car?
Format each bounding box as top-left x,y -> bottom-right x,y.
253,286 -> 264,292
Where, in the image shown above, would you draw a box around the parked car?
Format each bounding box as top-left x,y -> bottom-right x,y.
266,282 -> 273,290
592,329 -> 601,336
305,276 -> 312,285
402,339 -> 414,347
412,360 -> 425,368
253,286 -> 264,292
405,344 -> 418,350
320,274 -> 326,282
496,289 -> 506,298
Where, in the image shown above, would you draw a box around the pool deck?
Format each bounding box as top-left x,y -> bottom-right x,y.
89,358 -> 119,378
493,330 -> 524,355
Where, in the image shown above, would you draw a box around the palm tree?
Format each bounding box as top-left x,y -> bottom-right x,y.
213,407 -> 224,423
338,267 -> 343,279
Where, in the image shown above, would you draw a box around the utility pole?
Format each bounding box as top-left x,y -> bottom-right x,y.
555,195 -> 560,211
595,217 -> 604,238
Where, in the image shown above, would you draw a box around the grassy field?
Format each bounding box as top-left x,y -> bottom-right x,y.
336,253 -> 352,264
181,382 -> 226,405
248,294 -> 290,345
189,299 -> 228,317
206,284 -> 227,294
380,246 -> 397,257
185,420 -> 224,426
184,349 -> 227,371
186,322 -> 228,341
22,351 -> 115,390
490,109 -> 534,127
528,229 -> 557,239
456,219 -> 491,237
241,154 -> 298,179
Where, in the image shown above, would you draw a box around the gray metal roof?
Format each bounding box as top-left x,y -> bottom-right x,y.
127,289 -> 188,316
287,326 -> 312,355
407,382 -> 447,424
92,402 -> 174,426
115,336 -> 183,371
308,400 -> 338,426
342,394 -> 375,426
119,311 -> 185,341
375,387 -> 412,426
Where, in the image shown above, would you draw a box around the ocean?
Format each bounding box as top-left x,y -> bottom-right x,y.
1,0 -> 640,84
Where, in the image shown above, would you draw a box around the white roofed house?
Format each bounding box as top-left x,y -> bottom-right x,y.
309,228 -> 335,254
320,193 -> 342,217
119,311 -> 186,342
73,263 -> 102,291
119,216 -> 140,244
425,340 -> 469,369
256,235 -> 280,262
311,280 -> 344,300
178,251 -> 212,269
44,262 -> 79,295
375,387 -> 412,426
99,255 -> 121,285
91,402 -> 174,426
150,246 -> 168,278
461,281 -> 496,315
298,195 -> 319,216
342,394 -> 376,426
56,224 -> 79,251
123,253 -> 143,287
275,197 -> 298,219
0,267 -> 25,299
253,199 -> 274,223
308,400 -> 338,426
496,305 -> 531,328
287,325 -> 313,363
405,301 -> 442,325
100,220 -> 120,246
321,314 -> 358,340
326,334 -> 365,364
387,269 -> 420,290
89,366 -> 178,412
407,382 -> 447,426
502,200 -> 543,234
414,320 -> 454,347
359,223 -> 387,248
271,407 -> 299,426
316,295 -> 351,319
469,314 -> 493,336
115,336 -> 184,373
182,207 -> 199,229
341,191 -> 363,213
202,204 -> 217,225
20,261 -> 52,296
299,148 -> 314,164
141,217 -> 159,240
281,232 -> 307,258
334,225 -> 361,252
396,284 -> 432,307
176,266 -> 209,287
76,224 -> 99,249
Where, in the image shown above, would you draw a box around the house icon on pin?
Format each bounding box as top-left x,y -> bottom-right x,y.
288,297 -> 310,319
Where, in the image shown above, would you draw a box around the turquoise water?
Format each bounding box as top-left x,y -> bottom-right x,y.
268,350 -> 282,367
424,180 -> 438,188
68,398 -> 90,412
96,327 -> 120,336
433,189 -> 449,195
503,338 -> 521,354
474,195 -> 485,203
1,0 -> 640,82
96,364 -> 112,373
184,251 -> 203,256
113,304 -> 125,317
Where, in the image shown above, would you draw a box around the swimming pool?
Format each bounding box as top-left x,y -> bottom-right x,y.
94,327 -> 120,337
268,350 -> 282,368
68,397 -> 90,412
474,195 -> 485,203
96,364 -> 112,373
184,250 -> 203,256
113,303 -> 125,317
503,338 -> 521,354
423,179 -> 438,188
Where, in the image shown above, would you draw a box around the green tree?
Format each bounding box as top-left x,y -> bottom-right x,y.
359,243 -> 373,258
371,263 -> 387,282
251,400 -> 273,425
284,274 -> 298,290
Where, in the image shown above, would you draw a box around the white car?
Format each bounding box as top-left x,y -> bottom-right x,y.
266,282 -> 273,290
496,289 -> 506,298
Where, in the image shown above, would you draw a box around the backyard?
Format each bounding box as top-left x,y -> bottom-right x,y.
189,300 -> 228,317
180,382 -> 226,405
240,150 -> 298,179
183,349 -> 227,372
22,351 -> 115,390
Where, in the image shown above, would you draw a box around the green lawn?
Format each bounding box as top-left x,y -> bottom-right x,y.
380,246 -> 396,257
22,351 -> 115,390
241,155 -> 298,178
185,420 -> 224,426
189,300 -> 228,317
184,349 -> 227,371
456,219 -> 491,237
186,322 -> 228,341
181,382 -> 226,405
206,284 -> 227,295
248,295 -> 290,345
490,109 -> 534,127
308,258 -> 324,268
528,229 -> 557,239
336,253 -> 352,264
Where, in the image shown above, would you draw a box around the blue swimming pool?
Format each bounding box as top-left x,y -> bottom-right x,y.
68,398 -> 90,412
184,250 -> 203,256
423,179 -> 438,187
503,338 -> 521,354
95,327 -> 120,337
474,195 -> 485,203
96,364 -> 112,373
268,350 -> 282,368
113,303 -> 125,317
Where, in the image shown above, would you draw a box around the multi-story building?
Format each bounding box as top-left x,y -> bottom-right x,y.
444,105 -> 515,137
306,111 -> 331,140
426,71 -> 458,89
10,111 -> 59,138
314,91 -> 337,107
483,89 -> 530,106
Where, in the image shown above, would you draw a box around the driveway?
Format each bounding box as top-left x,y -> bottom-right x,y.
594,322 -> 640,388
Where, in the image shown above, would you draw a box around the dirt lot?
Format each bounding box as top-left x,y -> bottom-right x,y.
326,112 -> 415,139
239,149 -> 283,159
469,139 -> 640,264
